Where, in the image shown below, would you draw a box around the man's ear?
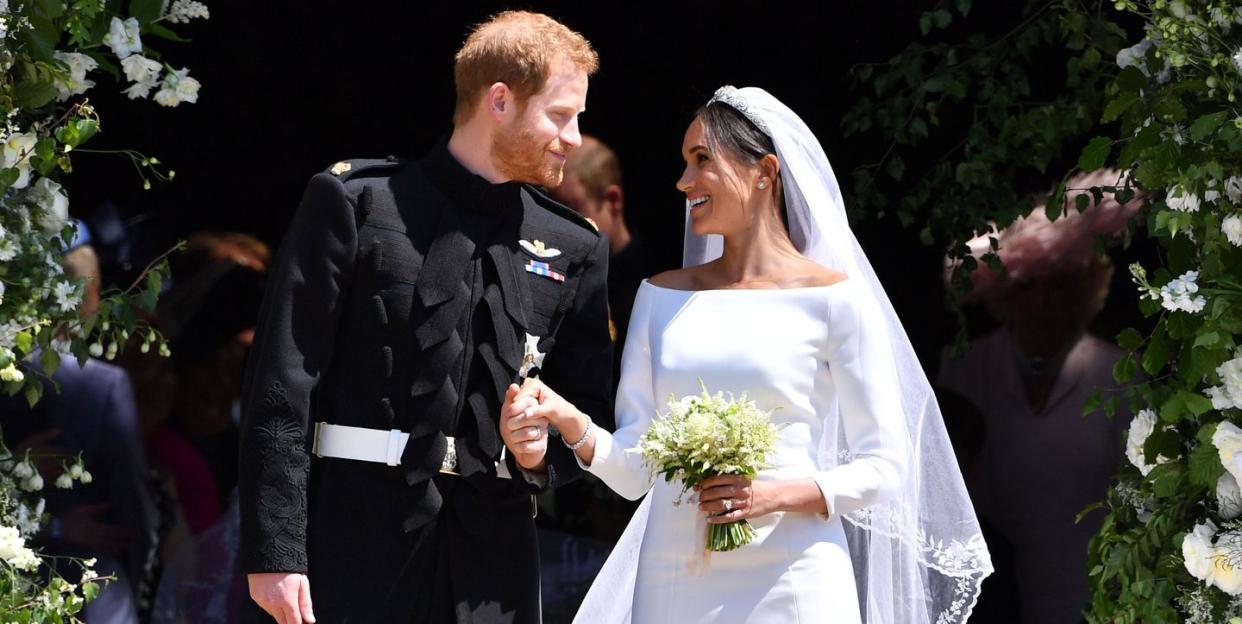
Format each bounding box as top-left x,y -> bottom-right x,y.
486,82 -> 512,121
603,184 -> 624,217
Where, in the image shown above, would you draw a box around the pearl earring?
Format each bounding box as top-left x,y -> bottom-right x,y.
757,180 -> 768,189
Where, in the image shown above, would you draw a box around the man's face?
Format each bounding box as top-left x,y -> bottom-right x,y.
493,61 -> 589,187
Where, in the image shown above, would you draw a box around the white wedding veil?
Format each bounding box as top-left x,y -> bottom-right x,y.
575,86 -> 992,623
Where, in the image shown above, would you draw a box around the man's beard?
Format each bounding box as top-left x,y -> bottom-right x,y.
493,122 -> 564,187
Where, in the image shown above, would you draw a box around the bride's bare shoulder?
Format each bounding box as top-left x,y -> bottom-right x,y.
647,269 -> 700,290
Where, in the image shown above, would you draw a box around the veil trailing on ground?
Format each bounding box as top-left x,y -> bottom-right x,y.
576,86 -> 992,623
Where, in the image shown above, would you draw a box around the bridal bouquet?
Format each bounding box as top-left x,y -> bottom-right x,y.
634,382 -> 779,552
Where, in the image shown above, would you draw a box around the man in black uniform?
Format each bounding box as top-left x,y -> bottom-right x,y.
239,11 -> 611,623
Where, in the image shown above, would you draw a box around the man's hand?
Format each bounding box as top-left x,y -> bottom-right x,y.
248,572 -> 315,624
501,381 -> 548,471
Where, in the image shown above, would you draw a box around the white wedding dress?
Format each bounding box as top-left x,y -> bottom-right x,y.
580,278 -> 908,623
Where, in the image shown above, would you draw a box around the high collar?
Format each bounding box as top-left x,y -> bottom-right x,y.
422,139 -> 522,216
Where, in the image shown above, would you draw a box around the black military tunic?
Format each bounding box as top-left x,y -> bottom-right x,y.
239,141 -> 612,623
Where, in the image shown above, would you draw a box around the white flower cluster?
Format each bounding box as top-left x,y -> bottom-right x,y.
1183,517 -> 1242,595
163,0 -> 209,24
0,525 -> 38,571
1116,38 -> 1172,84
1209,354 -> 1242,411
1126,409 -> 1177,475
105,17 -> 201,106
1158,270 -> 1207,313
1224,215 -> 1242,247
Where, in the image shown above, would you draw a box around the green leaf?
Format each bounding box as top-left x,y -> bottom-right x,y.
1117,328 -> 1144,351
1102,92 -> 1140,123
1190,111 -> 1228,142
1159,393 -> 1185,423
39,348 -> 59,377
24,378 -> 43,408
886,155 -> 905,181
955,0 -> 971,16
130,0 -> 165,23
932,9 -> 952,28
1083,391 -> 1102,417
13,78 -> 58,109
1194,331 -> 1221,348
82,582 -> 99,603
1076,193 -> 1090,213
1077,501 -> 1106,523
1142,328 -> 1169,376
1178,391 -> 1214,417
919,12 -> 933,35
1115,354 -> 1138,383
1115,66 -> 1148,92
145,22 -> 190,43
1078,136 -> 1112,171
15,331 -> 33,354
1189,439 -> 1225,488
1150,463 -> 1185,498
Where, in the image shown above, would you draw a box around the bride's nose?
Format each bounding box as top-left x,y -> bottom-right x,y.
676,166 -> 694,193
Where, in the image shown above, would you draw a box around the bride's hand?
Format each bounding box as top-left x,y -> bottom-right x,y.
514,378 -> 583,431
697,475 -> 778,523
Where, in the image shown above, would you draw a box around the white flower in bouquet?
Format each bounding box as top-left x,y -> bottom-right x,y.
1215,422 -> 1242,485
29,177 -> 69,234
634,381 -> 780,551
1224,215 -> 1242,247
14,498 -> 43,537
52,52 -> 97,101
121,54 -> 162,99
1215,531 -> 1242,595
52,280 -> 80,313
163,0 -> 209,23
154,67 -> 200,107
1126,409 -> 1174,475
1184,520 -> 1218,582
0,525 -> 38,571
1160,270 -> 1206,313
1234,49 -> 1242,75
53,473 -> 72,489
2,132 -> 37,189
11,460 -> 32,480
18,472 -> 41,492
1168,185 -> 1202,212
79,470 -> 92,484
1221,473 -> 1242,520
104,17 -> 142,59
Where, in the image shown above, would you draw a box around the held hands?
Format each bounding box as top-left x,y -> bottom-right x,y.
501,379 -> 551,471
248,572 -> 315,624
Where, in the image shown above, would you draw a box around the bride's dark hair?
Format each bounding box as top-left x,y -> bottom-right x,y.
696,102 -> 789,231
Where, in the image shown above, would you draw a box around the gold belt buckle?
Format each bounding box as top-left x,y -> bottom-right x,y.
439,436 -> 459,476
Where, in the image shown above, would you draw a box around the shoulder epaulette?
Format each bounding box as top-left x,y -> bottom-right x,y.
523,184 -> 601,236
325,155 -> 407,182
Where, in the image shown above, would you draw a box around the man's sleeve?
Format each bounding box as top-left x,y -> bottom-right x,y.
238,173 -> 357,573
527,234 -> 613,490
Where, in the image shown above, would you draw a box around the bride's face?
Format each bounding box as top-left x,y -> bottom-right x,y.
676,118 -> 758,237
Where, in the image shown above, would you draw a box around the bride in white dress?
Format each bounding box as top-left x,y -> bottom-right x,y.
502,87 -> 992,623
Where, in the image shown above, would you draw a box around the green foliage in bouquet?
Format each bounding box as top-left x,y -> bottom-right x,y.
847,0 -> 1242,621
635,381 -> 779,552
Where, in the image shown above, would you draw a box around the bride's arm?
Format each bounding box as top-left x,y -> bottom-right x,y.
810,284 -> 910,519
526,287 -> 658,501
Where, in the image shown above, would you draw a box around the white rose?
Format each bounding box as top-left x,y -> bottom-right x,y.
1184,520 -> 1219,582
2,132 -> 37,189
1216,422 -> 1242,485
28,177 -> 69,234
1126,409 -> 1167,475
1220,473 -> 1242,520
1211,385 -> 1238,410
120,54 -> 161,85
1216,531 -> 1242,595
104,17 -> 142,59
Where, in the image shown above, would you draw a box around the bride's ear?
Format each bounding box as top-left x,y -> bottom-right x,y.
758,154 -> 781,189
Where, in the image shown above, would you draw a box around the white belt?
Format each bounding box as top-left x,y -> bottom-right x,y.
311,422 -> 511,479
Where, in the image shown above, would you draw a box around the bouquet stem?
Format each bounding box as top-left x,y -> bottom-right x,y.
707,519 -> 756,552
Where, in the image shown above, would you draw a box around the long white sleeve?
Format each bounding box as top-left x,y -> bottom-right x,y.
583,286 -> 657,500
811,286 -> 909,519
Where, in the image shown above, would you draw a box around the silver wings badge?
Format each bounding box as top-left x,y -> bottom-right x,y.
519,239 -> 562,259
